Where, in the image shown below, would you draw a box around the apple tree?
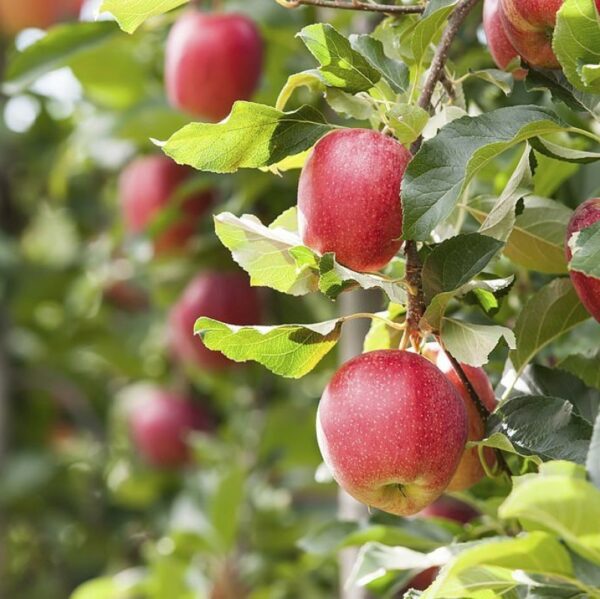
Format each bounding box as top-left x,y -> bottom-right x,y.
2,0 -> 600,597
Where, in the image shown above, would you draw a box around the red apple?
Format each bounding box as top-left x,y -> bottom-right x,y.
499,0 -> 563,69
129,389 -> 212,468
565,198 -> 600,323
483,0 -> 527,79
165,11 -> 263,121
427,343 -> 497,491
119,155 -> 214,255
169,271 -> 262,370
419,495 -> 480,524
316,350 -> 468,516
103,280 -> 149,313
298,129 -> 411,273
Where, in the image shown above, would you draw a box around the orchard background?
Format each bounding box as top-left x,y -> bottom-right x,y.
1,0 -> 600,598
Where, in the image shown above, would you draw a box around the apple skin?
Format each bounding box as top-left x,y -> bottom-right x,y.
419,495 -> 480,524
169,272 -> 262,370
427,343 -> 497,491
0,0 -> 81,34
298,129 -> 412,273
316,350 -> 468,516
483,0 -> 527,79
499,0 -> 563,69
119,155 -> 214,255
400,568 -> 438,594
129,390 -> 212,468
165,11 -> 263,121
565,198 -> 600,323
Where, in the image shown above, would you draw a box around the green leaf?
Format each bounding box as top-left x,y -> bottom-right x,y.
478,144 -> 533,242
411,0 -> 458,68
568,220 -> 600,280
349,34 -> 409,93
194,317 -> 342,378
387,103 -> 430,144
510,278 -> 590,374
348,542 -> 438,588
560,351 -> 600,391
489,396 -> 593,464
466,68 -> 514,95
499,461 -> 600,565
441,318 -> 516,367
276,70 -> 326,111
318,253 -> 407,305
402,106 -> 565,240
213,210 -> 319,296
553,0 -> 600,94
588,412 -> 600,489
99,0 -> 188,34
161,102 -> 334,174
297,24 -> 380,94
468,195 -> 572,274
325,88 -> 375,121
71,575 -> 139,599
364,303 -> 405,352
422,277 -> 513,331
209,466 -> 244,552
424,533 -> 573,599
526,68 -> 600,120
422,233 -> 504,302
3,22 -> 118,93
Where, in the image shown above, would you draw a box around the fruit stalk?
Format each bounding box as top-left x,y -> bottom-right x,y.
275,0 -> 425,14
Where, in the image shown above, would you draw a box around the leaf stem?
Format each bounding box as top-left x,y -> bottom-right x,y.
275,0 -> 425,14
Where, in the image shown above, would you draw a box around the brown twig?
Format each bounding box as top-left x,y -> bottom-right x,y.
404,0 -> 481,341
435,335 -> 513,478
275,0 -> 424,14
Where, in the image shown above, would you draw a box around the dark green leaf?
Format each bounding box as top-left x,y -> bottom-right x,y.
422,233 -> 503,302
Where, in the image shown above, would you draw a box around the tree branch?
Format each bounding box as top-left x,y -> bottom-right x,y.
404,0 -> 481,341
275,0 -> 424,14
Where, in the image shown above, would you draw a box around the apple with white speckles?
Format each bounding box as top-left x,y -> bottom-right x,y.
298,129 -> 412,273
316,350 -> 468,516
499,0 -> 563,69
565,198 -> 600,323
427,343 -> 498,491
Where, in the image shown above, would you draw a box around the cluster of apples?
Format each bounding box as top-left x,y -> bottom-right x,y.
0,0 -> 82,35
121,9 -> 264,468
483,0 -> 588,74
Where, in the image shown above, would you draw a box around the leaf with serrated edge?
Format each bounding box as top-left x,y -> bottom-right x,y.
194,318 -> 342,378
100,0 -> 187,34
467,195 -> 572,274
441,318 -> 516,367
402,106 -> 565,240
213,211 -> 319,296
560,351 -> 600,391
297,24 -> 380,94
510,278 -> 590,374
422,233 -> 504,301
161,102 -> 334,174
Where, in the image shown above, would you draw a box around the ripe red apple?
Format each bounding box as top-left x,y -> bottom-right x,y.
316,350 -> 468,516
129,389 -> 212,468
427,343 -> 497,491
165,11 -> 263,121
419,495 -> 480,524
119,155 -> 214,255
298,129 -> 412,273
0,0 -> 81,34
169,271 -> 262,370
483,0 -> 527,79
499,0 -> 563,69
565,198 -> 600,323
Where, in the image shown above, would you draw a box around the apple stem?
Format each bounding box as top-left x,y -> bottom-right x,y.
274,0 -> 425,14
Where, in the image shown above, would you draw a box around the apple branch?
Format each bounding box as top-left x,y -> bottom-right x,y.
404,0 -> 481,346
275,0 -> 425,14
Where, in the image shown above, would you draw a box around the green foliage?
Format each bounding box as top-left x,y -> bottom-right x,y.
568,220 -> 600,279
99,0 -> 189,33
